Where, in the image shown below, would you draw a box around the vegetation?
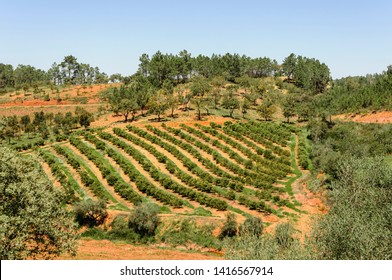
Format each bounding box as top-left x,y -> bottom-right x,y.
0,148 -> 78,259
128,203 -> 160,237
1,51 -> 392,260
74,199 -> 108,227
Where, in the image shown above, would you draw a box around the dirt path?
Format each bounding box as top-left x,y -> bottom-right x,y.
291,135 -> 326,240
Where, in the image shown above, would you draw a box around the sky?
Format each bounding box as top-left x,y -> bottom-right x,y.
1,0 -> 391,78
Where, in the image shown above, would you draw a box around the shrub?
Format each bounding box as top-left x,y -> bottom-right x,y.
239,216 -> 263,237
159,218 -> 220,249
219,213 -> 238,239
74,199 -> 108,227
128,203 -> 160,237
81,227 -> 107,240
107,215 -> 140,242
106,174 -> 118,186
275,222 -> 294,248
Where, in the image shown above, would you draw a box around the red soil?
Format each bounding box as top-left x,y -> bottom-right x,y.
58,240 -> 222,260
334,111 -> 392,124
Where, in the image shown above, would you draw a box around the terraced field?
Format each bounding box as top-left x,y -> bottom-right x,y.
36,121 -> 302,222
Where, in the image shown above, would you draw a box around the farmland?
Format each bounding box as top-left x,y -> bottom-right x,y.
1,52 -> 391,261
36,120 -> 304,221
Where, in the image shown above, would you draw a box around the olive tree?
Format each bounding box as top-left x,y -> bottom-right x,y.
0,148 -> 78,259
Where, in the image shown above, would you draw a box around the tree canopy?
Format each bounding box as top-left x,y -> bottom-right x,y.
0,148 -> 78,259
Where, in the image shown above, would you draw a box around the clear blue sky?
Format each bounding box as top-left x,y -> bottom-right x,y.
1,0 -> 391,78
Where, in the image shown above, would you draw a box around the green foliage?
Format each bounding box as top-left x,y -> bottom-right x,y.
147,89 -> 168,121
282,53 -> 330,94
275,222 -> 294,248
309,122 -> 392,177
74,199 -> 108,228
239,216 -> 263,236
257,100 -> 276,121
298,129 -> 312,170
224,232 -> 315,260
219,213 -> 238,239
314,68 -> 392,113
75,106 -> 93,128
81,227 -> 107,240
159,218 -> 220,249
128,203 -> 160,237
0,148 -> 78,259
70,136 -> 144,205
193,207 -> 212,217
107,215 -> 141,242
221,90 -> 239,118
312,157 -> 392,259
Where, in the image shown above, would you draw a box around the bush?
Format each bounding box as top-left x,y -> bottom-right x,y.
106,174 -> 118,186
275,222 -> 294,248
219,213 -> 238,239
239,216 -> 263,237
74,199 -> 108,227
312,157 -> 392,259
159,218 -> 220,249
128,203 -> 160,237
81,227 -> 107,240
107,215 -> 140,242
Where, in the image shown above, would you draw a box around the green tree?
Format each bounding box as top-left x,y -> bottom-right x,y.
282,53 -> 297,80
190,77 -> 211,120
282,94 -> 297,123
240,99 -> 251,118
257,100 -> 276,121
60,55 -> 79,84
119,98 -> 139,122
209,88 -> 222,109
74,199 -> 108,228
0,148 -> 78,259
128,203 -> 160,237
312,157 -> 392,259
239,216 -> 263,237
75,107 -> 93,128
221,90 -> 240,118
147,89 -> 168,122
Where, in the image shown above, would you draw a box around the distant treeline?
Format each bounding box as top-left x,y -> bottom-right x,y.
315,66 -> 392,113
135,51 -> 330,94
0,51 -> 331,94
2,51 -> 391,114
0,55 -> 116,92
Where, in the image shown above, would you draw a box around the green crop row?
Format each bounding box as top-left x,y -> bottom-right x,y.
69,137 -> 143,205
96,131 -> 228,211
125,126 -> 244,193
38,149 -> 82,203
53,145 -> 115,203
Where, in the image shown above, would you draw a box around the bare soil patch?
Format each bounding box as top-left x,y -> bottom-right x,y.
58,239 -> 222,260
334,111 -> 392,124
